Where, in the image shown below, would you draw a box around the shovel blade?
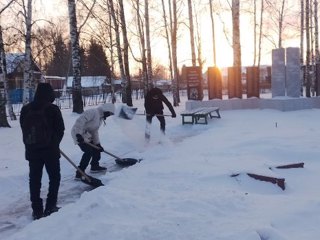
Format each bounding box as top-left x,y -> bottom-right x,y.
115,158 -> 139,166
118,105 -> 138,120
80,174 -> 104,188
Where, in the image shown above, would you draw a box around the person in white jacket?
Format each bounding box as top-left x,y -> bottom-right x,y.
71,103 -> 115,179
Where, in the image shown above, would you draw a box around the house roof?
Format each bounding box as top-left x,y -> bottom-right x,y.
67,76 -> 107,87
5,53 -> 25,74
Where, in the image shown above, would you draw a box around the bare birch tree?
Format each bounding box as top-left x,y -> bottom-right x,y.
264,0 -> 295,49
0,24 -> 11,127
131,0 -> 148,95
169,0 -> 179,106
253,0 -> 257,66
0,1 -> 16,126
144,0 -> 153,88
315,0 -> 320,95
68,0 -> 84,113
305,0 -> 311,97
300,0 -> 304,96
209,0 -> 217,66
314,0 -> 319,64
278,0 -> 285,48
118,0 -> 133,106
108,0 -> 125,87
231,0 -> 241,68
22,0 -> 34,105
187,0 -> 196,66
257,0 -> 264,67
161,0 -> 173,81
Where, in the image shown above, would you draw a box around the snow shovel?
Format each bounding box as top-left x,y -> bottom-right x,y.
60,149 -> 104,188
118,105 -> 138,120
136,112 -> 172,117
85,142 -> 139,167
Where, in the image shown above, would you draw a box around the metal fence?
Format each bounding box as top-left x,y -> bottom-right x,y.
2,88 -> 146,117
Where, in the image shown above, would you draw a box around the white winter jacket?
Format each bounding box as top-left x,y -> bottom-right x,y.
71,104 -> 115,145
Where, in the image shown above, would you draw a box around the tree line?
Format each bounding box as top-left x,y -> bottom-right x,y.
0,0 -> 317,128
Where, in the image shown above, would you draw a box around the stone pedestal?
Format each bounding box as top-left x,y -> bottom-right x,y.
286,47 -> 301,97
227,66 -> 242,99
246,66 -> 260,98
272,48 -> 286,97
207,67 -> 222,99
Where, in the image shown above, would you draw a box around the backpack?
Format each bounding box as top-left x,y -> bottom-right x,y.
22,104 -> 53,150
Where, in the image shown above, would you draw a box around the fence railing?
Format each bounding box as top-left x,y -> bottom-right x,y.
2,88 -> 147,117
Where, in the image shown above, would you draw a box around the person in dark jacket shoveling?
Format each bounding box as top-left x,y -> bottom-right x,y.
71,103 -> 115,179
20,83 -> 65,220
144,87 -> 176,138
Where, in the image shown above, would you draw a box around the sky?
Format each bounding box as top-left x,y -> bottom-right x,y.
1,92 -> 320,240
26,0 -> 301,72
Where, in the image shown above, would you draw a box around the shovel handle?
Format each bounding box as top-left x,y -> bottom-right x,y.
136,113 -> 172,117
85,142 -> 124,161
60,149 -> 92,182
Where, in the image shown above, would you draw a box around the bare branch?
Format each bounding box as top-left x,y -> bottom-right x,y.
0,0 -> 16,14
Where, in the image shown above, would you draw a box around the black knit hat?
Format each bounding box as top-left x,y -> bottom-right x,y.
34,83 -> 55,103
149,87 -> 163,97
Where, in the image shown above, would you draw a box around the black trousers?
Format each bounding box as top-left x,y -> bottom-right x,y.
146,112 -> 166,132
78,142 -> 101,171
28,157 -> 61,213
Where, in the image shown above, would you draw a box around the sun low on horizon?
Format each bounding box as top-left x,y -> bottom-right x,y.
34,0 -> 300,74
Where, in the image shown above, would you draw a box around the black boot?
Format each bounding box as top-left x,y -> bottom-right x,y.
75,170 -> 83,180
32,210 -> 43,220
90,165 -> 107,173
31,201 -> 43,220
44,206 -> 60,217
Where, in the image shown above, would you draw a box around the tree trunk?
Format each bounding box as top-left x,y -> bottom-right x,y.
108,0 -> 125,98
107,3 -> 116,102
257,0 -> 264,67
0,88 -> 10,127
310,1 -> 315,96
232,0 -> 241,68
171,0 -> 179,106
119,0 -> 132,106
209,0 -> 216,66
145,0 -> 153,88
161,0 -> 173,82
68,0 -> 84,113
278,0 -> 286,48
0,30 -> 11,127
300,0 -> 304,96
231,0 -> 242,98
135,0 -> 148,96
22,0 -> 34,105
314,0 -> 320,95
306,0 -> 311,97
253,0 -> 257,66
187,0 -> 196,66
315,0 -> 319,63
0,25 -> 15,125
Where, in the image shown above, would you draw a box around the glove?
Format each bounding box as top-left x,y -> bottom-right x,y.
96,143 -> 104,152
76,134 -> 84,144
172,112 -> 176,118
103,111 -> 114,120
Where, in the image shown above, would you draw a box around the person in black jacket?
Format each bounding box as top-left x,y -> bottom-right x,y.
20,83 -> 65,220
144,87 -> 176,134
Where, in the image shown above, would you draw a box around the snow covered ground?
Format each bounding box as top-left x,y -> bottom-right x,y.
1,94 -> 320,240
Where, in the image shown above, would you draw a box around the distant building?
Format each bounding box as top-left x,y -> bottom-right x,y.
0,53 -> 42,103
44,76 -> 65,90
3,53 -> 41,89
66,76 -> 107,88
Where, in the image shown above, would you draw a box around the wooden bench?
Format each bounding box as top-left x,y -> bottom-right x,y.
180,108 -> 205,125
193,107 -> 221,124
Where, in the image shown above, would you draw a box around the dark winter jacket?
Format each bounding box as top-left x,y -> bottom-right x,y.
20,83 -> 65,160
144,87 -> 176,115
